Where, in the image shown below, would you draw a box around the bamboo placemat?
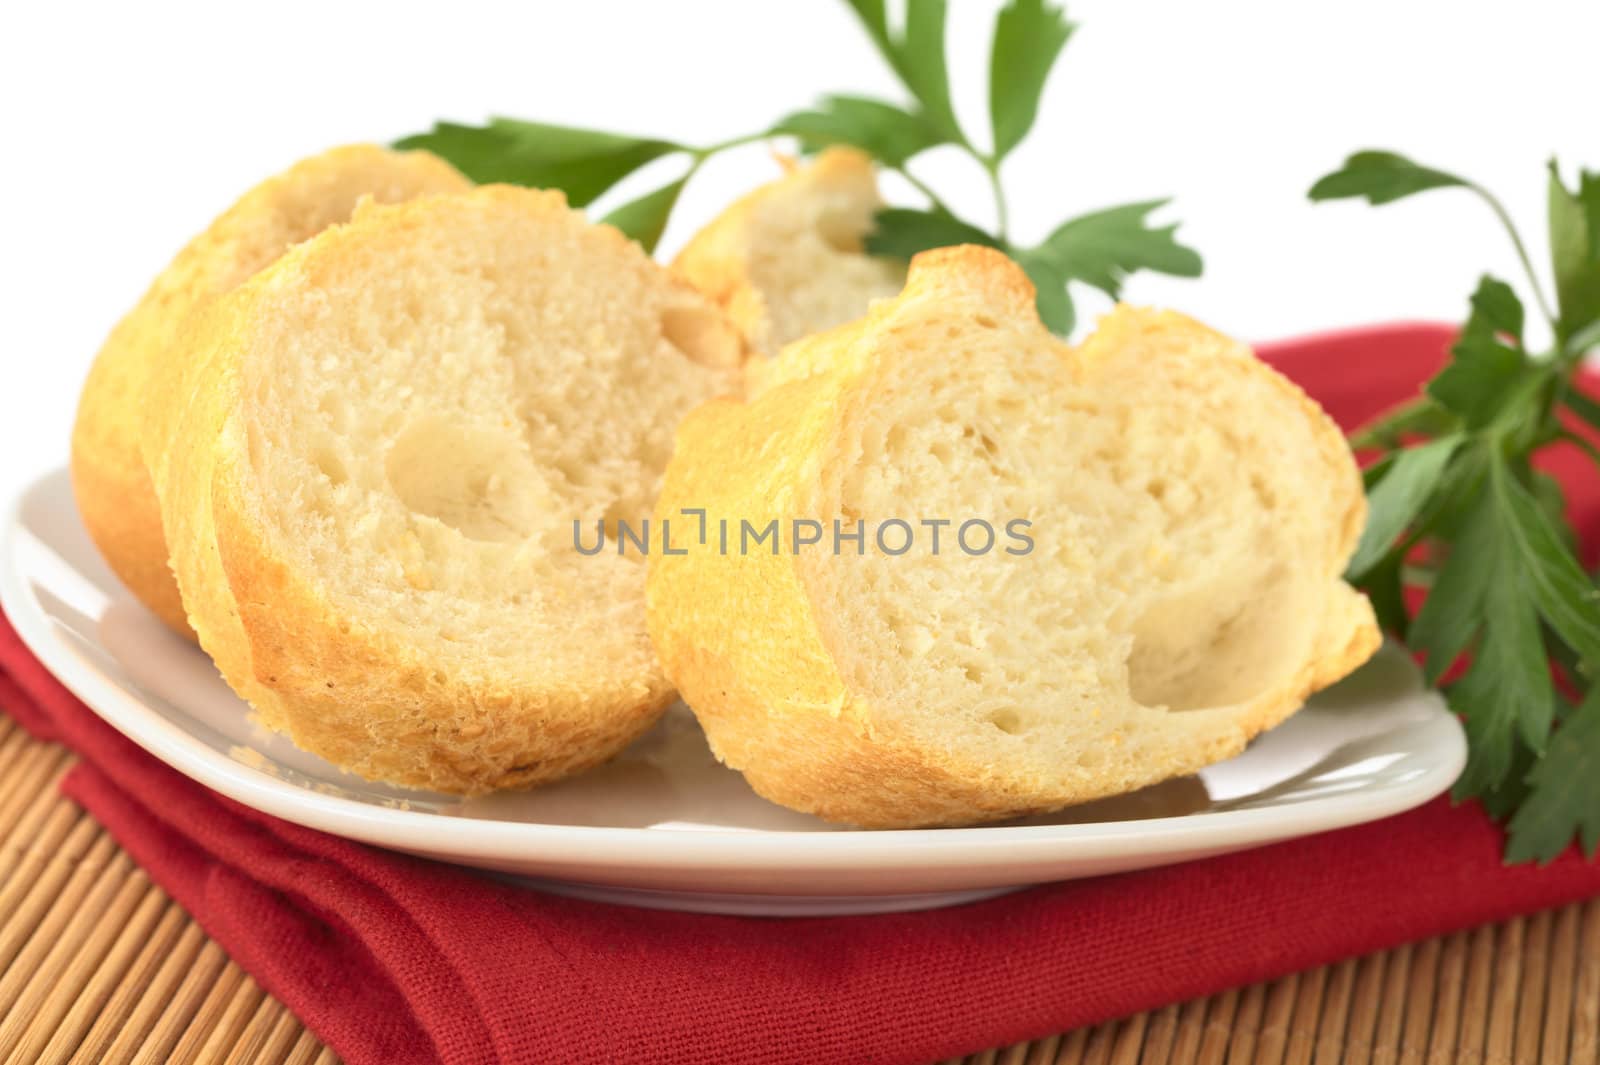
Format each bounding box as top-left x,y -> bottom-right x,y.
0,714 -> 1595,1065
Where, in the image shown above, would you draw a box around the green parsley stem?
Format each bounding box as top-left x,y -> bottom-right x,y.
982,156 -> 1010,241
890,164 -> 956,217
1468,182 -> 1558,331
691,131 -> 774,160
1557,428 -> 1600,468
1349,396 -> 1434,450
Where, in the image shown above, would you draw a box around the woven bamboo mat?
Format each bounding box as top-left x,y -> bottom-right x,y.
0,715 -> 1595,1065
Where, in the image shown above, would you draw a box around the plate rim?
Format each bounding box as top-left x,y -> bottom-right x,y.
1,466 -> 1468,874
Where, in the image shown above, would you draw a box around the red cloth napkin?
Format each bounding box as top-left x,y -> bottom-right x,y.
4,322 -> 1600,1065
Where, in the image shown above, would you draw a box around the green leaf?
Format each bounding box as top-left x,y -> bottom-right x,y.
1361,452 -> 1397,491
394,119 -> 681,206
835,0 -> 964,147
600,176 -> 687,254
1449,562 -> 1552,795
988,0 -> 1075,161
1412,445 -> 1491,545
1363,551 -> 1411,641
1350,399 -> 1459,451
1491,460 -> 1600,668
1478,736 -> 1539,821
1308,150 -> 1472,206
1545,623 -> 1588,695
1428,283 -> 1532,428
1567,318 -> 1600,359
1549,161 -> 1600,345
1531,471 -> 1578,555
841,0 -> 896,70
1563,381 -> 1600,434
1506,686 -> 1600,863
864,207 -> 999,260
1467,275 -> 1525,346
1035,199 -> 1203,298
1409,486 -> 1496,685
1583,171 -> 1600,248
900,0 -> 963,144
1014,250 -> 1075,334
772,96 -> 943,166
1421,459 -> 1567,788
1347,435 -> 1462,579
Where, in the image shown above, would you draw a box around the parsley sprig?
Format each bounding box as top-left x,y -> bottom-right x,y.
1311,152 -> 1600,863
395,0 -> 1201,334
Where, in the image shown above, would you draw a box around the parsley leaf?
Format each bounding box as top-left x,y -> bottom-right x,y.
1013,250 -> 1075,334
864,208 -> 999,261
600,177 -> 687,254
1491,456 -> 1600,668
1468,275 -> 1525,344
989,0 -> 1076,161
1403,456 -> 1595,802
1408,470 -> 1496,685
1350,398 -> 1458,451
1568,319 -> 1600,360
1427,277 -> 1532,429
1313,150 -> 1600,862
394,119 -> 681,206
1478,737 -> 1538,822
1346,434 -> 1462,580
1308,151 -> 1471,205
1363,552 -> 1411,640
1549,162 -> 1600,347
1563,378 -> 1600,435
1447,485 -> 1555,795
899,0 -> 963,144
840,0 -> 896,72
1507,686 -> 1600,863
842,0 -> 964,145
771,96 -> 942,167
1035,200 -> 1203,298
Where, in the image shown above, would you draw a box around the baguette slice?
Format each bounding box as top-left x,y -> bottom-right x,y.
71,145 -> 470,637
647,246 -> 1379,828
144,186 -> 743,793
673,147 -> 903,365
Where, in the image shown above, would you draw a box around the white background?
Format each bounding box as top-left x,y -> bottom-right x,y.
1,0 -> 1595,503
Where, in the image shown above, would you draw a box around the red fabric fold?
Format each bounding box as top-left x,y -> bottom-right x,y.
3,321 -> 1599,1065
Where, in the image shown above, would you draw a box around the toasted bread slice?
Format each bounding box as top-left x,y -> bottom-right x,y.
647,246 -> 1378,828
71,145 -> 470,637
673,147 -> 903,364
143,186 -> 743,793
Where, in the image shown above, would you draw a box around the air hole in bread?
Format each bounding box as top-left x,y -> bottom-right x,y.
661,305 -> 742,368
311,444 -> 348,486
1126,567 -> 1303,711
987,708 -> 1024,734
385,416 -> 536,543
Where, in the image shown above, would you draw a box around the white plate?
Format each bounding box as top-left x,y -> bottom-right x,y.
2,469 -> 1465,915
